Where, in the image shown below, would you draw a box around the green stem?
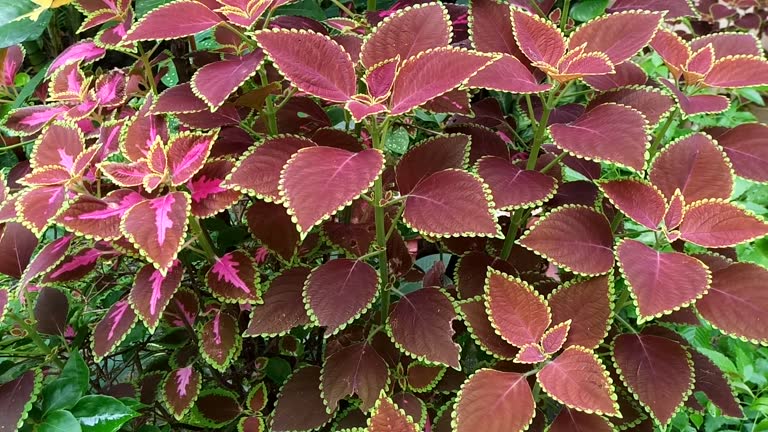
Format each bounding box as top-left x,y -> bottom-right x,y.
137,43 -> 157,95
0,140 -> 34,153
370,120 -> 390,325
330,0 -> 356,17
615,314 -> 638,334
367,0 -> 376,12
500,209 -> 526,261
540,152 -> 565,174
526,83 -> 560,170
560,0 -> 571,31
189,217 -> 217,264
610,213 -> 624,233
7,313 -> 64,369
258,69 -> 279,136
648,108 -> 679,160
615,287 -> 630,313
384,203 -> 406,242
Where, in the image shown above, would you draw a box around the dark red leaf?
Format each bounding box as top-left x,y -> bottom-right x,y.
587,86 -> 674,125
445,123 -> 509,163
368,393 -> 419,432
0,370 -> 41,432
703,55 -> 768,88
548,276 -> 612,349
153,83 -> 208,114
707,123 -> 768,183
200,312 -> 239,371
126,1 -> 223,41
322,343 -> 388,411
246,267 -> 311,336
550,408 -> 614,432
598,179 -> 666,229
162,367 -> 201,420
92,299 -> 138,360
477,156 -> 557,209
453,369 -> 534,432
34,287 -> 68,335
458,298 -> 519,359
567,11 -> 663,64
486,269 -> 551,347
465,54 -> 551,93
582,61 -> 648,90
679,201 -> 768,248
207,250 -> 261,304
455,251 -> 516,299
395,134 -> 469,195
511,8 -> 566,67
191,51 -> 265,109
407,363 -> 445,392
19,235 -> 72,292
129,261 -> 184,332
608,0 -> 696,18
272,366 -> 333,431
661,79 -> 730,116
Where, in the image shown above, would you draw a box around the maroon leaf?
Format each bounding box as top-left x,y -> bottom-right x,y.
0,223 -> 38,278
247,382 -> 268,413
191,51 -> 265,109
246,267 -> 311,336
280,147 -> 384,236
598,179 -> 666,229
389,287 -> 460,368
582,61 -> 648,90
660,79 -> 730,116
697,262 -> 768,344
514,344 -> 546,363
254,30 -> 356,103
365,57 -> 399,99
549,103 -> 648,171
194,389 -> 242,425
163,289 -> 199,328
129,261 -> 184,332
200,312 -> 239,371
57,190 -> 143,241
321,342 -> 388,411
92,299 -> 138,360
568,11 -> 663,64
16,185 -> 67,236
550,408 -> 614,432
0,370 -> 41,432
272,366 -> 334,431
18,235 -> 72,292
162,367 -> 201,420
166,131 -> 217,186
239,417 -> 264,432
422,89 -> 472,115
548,276 -> 612,349
707,123 -> 768,182
207,251 -> 260,304
445,123 -> 509,163
486,269 -> 551,347
608,0 -> 695,18
458,298 -> 519,359
453,369 -> 534,432
703,55 -> 768,88
126,1 -> 223,41
519,205 -> 614,275
402,169 -> 500,238
188,160 -> 241,218
538,346 -> 619,415
469,0 -> 523,58
511,7 -> 566,67
617,239 -> 710,322
679,201 -> 768,248
465,54 -> 551,93
305,259 -> 378,335
395,134 -> 469,195
541,320 -> 570,354
407,363 -> 445,392
154,83 -> 208,114
121,192 -> 190,274
120,95 -> 167,163
587,86 -> 674,126
368,393 -> 418,432
33,287 -> 68,335
613,333 -> 693,425
361,3 -> 451,68
246,201 -> 301,260
689,349 -> 743,417
0,289 -> 8,322
455,251 -> 516,299
477,156 -> 557,209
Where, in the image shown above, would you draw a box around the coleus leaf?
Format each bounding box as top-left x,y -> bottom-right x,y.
679,200 -> 768,247
125,1 -> 223,41
691,33 -> 763,59
702,55 -> 768,88
445,123 -> 509,163
0,289 -> 8,322
166,130 -> 218,186
688,348 -> 743,417
162,367 -> 201,420
707,123 -> 768,183
42,246 -> 104,283
458,298 -> 520,359
247,382 -> 268,413
163,288 -> 199,328
57,189 -> 143,240
541,320 -> 570,355
608,0 -> 696,19
271,366 -> 334,431
660,79 -> 730,116
120,95 -> 168,163
2,105 -> 68,136
388,287 -> 460,368
567,11 -> 663,64
464,54 -> 551,93
207,250 -> 261,304
548,103 -> 648,171
485,268 -> 551,347
18,235 -> 72,292
582,61 -> 648,90
0,223 -> 38,279
154,83 -> 208,114
697,262 -> 768,344
201,311 -> 240,372
511,7 -> 566,67
280,147 -> 384,236
368,392 -> 419,432
192,388 -> 242,426
548,276 -> 612,349
407,363 -> 445,392
304,259 -> 378,335
121,192 -> 190,275
395,134 -> 469,195
129,261 -> 184,333
1,45 -> 24,86
246,267 -> 311,336
0,369 -> 42,432
365,57 -> 399,100
598,179 -> 666,230
469,0 -> 523,57
616,239 -> 710,322
402,169 -> 501,238
254,29 -> 356,103
613,333 -> 693,425
515,344 -> 546,363
245,201 -> 300,261
476,156 -> 557,209
239,417 -> 265,432
191,50 -> 265,109
549,408 -> 614,432
455,251 -> 516,299
34,287 -> 68,336
29,122 -> 84,171
92,299 -> 138,361
321,342 -> 388,412
453,369 -> 535,432
188,160 -> 241,218
538,346 -> 619,416
587,86 -> 674,126
423,88 -> 472,115
519,205 -> 614,275
16,185 -> 67,236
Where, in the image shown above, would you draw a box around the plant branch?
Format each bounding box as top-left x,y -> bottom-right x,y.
560,0 -> 571,31
369,119 -> 391,325
189,217 -> 217,264
6,313 -> 65,369
648,108 -> 679,160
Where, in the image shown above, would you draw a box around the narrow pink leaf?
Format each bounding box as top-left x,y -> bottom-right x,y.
129,261 -> 184,332
126,1 -> 223,41
207,250 -> 260,304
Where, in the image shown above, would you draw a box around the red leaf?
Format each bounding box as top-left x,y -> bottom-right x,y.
407,363 -> 445,392
121,95 -> 167,163
126,1 -> 223,41
582,61 -> 648,90
129,261 -> 183,332
459,298 -> 519,359
455,251 -> 516,299
598,179 -> 666,229
166,131 -> 217,186
121,192 -> 190,274
613,333 -> 693,425
389,48 -> 495,115
18,235 -> 72,292
469,0 -> 524,58
707,123 -> 768,182
57,189 -> 143,241
305,259 -> 378,335
703,55 -> 768,88
92,299 -> 138,360
154,83 -> 208,114
660,79 -> 730,116
163,289 -> 199,328
477,156 -> 557,209
697,262 -> 768,344
246,201 -> 300,261
321,343 -> 388,411
689,349 -> 743,417
453,369 -> 534,432
511,8 -> 566,67
191,51 -> 265,109
445,123 -> 509,163
679,201 -> 768,248
465,54 -> 551,93
30,122 -> 84,171
361,3 -> 451,68
0,370 -> 41,432
486,269 -> 551,347
663,189 -> 686,229
368,393 -> 419,432
0,223 -> 38,278
617,239 -> 710,321
395,134 -> 469,195
519,206 -> 614,275
207,250 -> 261,304
691,33 -> 762,59
649,132 -> 733,202
365,57 -> 399,99
402,169 -> 500,237
550,408 -> 614,432
538,346 -> 619,415
16,185 -> 67,236
568,11 -> 663,64
514,344 -> 546,363
608,0 -> 696,19
280,147 -> 384,236
549,103 -> 648,171
247,382 -> 268,413
162,367 -> 201,420
587,86 -> 674,125
246,267 -> 311,336
188,160 -> 241,218
200,311 -> 239,371
272,366 -> 333,431
541,320 -> 570,354
254,29 -> 356,103
388,287 -> 460,368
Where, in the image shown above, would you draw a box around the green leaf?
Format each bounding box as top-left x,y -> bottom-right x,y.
62,352 -> 90,394
42,352 -> 90,415
273,0 -> 326,20
265,357 -> 292,385
135,0 -> 174,18
38,410 -> 82,432
11,61 -> 48,109
70,395 -> 138,432
0,1 -> 52,48
697,347 -> 738,375
385,127 -> 410,155
569,0 -> 609,21
738,88 -> 764,106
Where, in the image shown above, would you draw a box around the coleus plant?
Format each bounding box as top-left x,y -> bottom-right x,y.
1,0 -> 768,431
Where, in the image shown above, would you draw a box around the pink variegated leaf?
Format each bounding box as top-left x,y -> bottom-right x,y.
345,99 -> 388,122
568,11 -> 663,64
30,122 -> 84,171
16,185 -> 68,236
514,344 -> 547,363
42,247 -> 104,283
206,250 -> 260,304
154,83 -> 208,114
18,235 -> 72,293
79,9 -> 120,32
541,320 -> 570,354
94,10 -> 135,49
163,367 -> 201,420
19,167 -> 71,186
598,179 -> 666,229
389,47 -> 496,115
322,342 -> 388,412
395,134 -> 470,195
660,79 -> 730,116
49,63 -> 86,101
254,29 -> 356,103
121,95 -> 168,163
477,156 -> 557,209
519,206 -> 614,275
679,201 -> 768,247
121,192 -> 190,274
191,50 -> 265,109
201,311 -> 240,371
617,239 -> 710,321
486,269 -> 551,347
361,2 -> 451,68
47,40 -> 106,76
587,86 -> 674,125
217,0 -> 271,28
608,0 -> 696,19
225,135 -> 316,201
453,369 -> 535,432
0,223 -> 38,279
163,288 -> 199,328
57,190 -> 144,240
245,201 -> 300,260
0,45 -> 24,86
582,61 -> 648,90
3,105 -> 68,135
703,56 -> 768,88
464,54 -> 551,93
549,103 -> 648,171
365,57 -> 399,99
92,299 -> 138,361
129,261 -> 184,332
707,123 -> 768,183
99,160 -> 153,188
246,267 -> 311,336
93,70 -> 127,107
166,130 -> 218,186
511,8 -> 566,67
126,1 -> 223,41
188,160 -> 241,217
280,147 -> 384,236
